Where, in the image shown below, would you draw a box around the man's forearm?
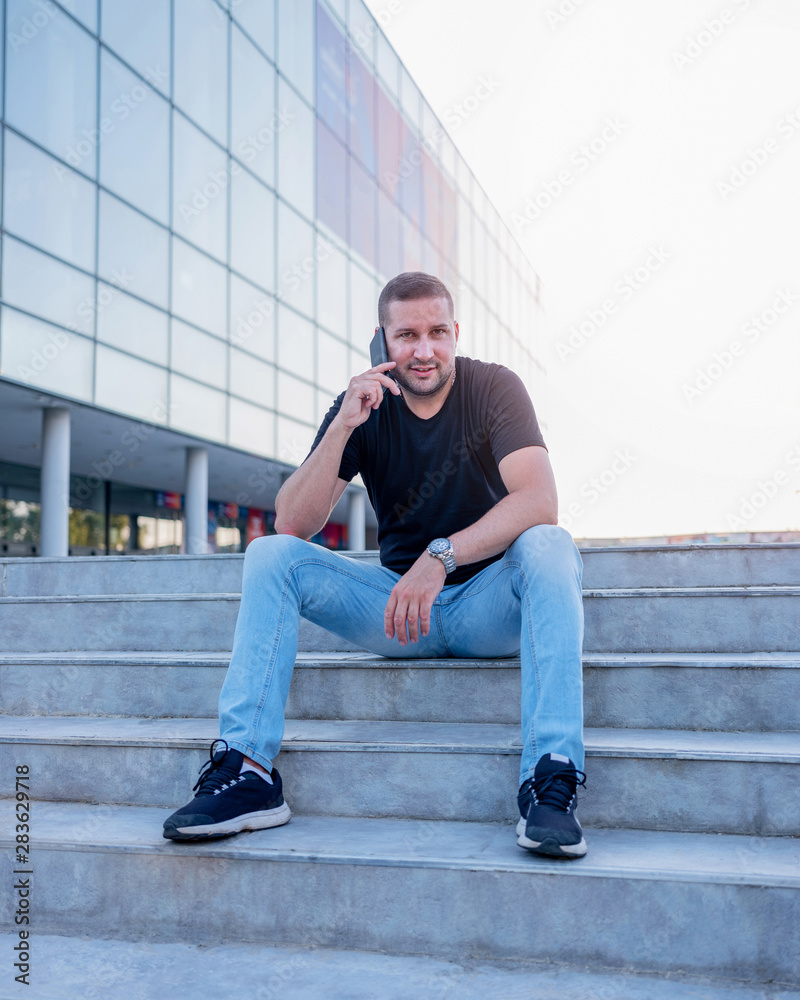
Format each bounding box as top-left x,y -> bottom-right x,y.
448,491 -> 558,567
274,418 -> 353,537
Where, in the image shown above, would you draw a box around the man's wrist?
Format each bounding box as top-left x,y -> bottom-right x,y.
427,537 -> 456,574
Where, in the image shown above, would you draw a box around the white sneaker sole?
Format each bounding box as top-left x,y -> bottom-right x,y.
515,817 -> 587,858
172,802 -> 292,839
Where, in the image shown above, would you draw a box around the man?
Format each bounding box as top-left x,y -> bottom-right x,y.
163,272 -> 587,859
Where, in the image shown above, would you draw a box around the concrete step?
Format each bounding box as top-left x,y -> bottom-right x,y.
5,935 -> 799,1000
2,585 -> 799,653
3,543 -> 798,596
1,802 -> 797,984
2,716 -> 798,835
2,651 -> 799,733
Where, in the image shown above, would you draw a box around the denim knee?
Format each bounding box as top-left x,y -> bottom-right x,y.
507,524 -> 582,577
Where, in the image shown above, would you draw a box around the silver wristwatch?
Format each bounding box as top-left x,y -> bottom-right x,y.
427,537 -> 456,574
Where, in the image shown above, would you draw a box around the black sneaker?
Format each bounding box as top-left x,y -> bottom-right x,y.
163,740 -> 291,841
516,753 -> 587,859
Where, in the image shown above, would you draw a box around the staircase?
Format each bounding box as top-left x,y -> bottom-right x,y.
1,544 -> 799,998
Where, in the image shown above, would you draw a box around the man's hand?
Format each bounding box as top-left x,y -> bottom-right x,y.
384,551 -> 447,645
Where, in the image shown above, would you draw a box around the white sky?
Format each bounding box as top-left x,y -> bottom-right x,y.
365,0 -> 800,539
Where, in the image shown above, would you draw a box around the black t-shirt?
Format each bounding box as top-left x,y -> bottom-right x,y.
304,355 -> 548,585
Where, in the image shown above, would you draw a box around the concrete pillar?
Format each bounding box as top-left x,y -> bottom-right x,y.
185,447 -> 208,555
40,407 -> 71,557
347,490 -> 366,551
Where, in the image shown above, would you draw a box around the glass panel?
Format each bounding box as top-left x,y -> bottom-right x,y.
277,414 -> 315,466
277,78 -> 314,220
398,123 -> 421,227
101,0 -> 170,95
3,130 -> 96,271
172,113 -> 228,261
277,0 -> 313,104
349,262 -> 375,347
316,234 -> 347,337
229,274 -> 275,362
441,177 -> 457,269
323,0 -> 345,23
55,0 -> 97,31
276,303 -> 313,380
171,318 -> 227,389
98,190 -> 169,308
276,374 -> 315,427
99,49 -> 169,224
317,327 -> 348,395
231,0 -> 275,60
276,201 -> 314,317
440,132 -> 456,182
95,344 -> 169,421
5,0 -> 97,174
1,235 -> 95,335
399,67 -> 420,131
171,237 -> 227,337
348,46 -> 376,176
347,0 -> 374,65
229,346 -> 276,407
0,306 -> 93,400
230,167 -> 275,290
401,215 -> 421,273
173,0 -> 228,145
349,155 -> 376,269
169,372 -> 227,443
316,3 -> 347,143
421,150 -> 442,252
229,396 -> 275,458
376,84 -> 401,199
231,25 -> 276,187
375,29 -> 398,99
96,284 -> 169,366
316,121 -> 347,244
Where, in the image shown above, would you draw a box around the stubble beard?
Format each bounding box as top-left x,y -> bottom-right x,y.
393,361 -> 454,398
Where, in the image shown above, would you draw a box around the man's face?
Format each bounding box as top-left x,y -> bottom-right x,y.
383,296 -> 459,399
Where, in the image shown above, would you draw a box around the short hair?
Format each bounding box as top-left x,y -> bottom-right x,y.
378,272 -> 455,329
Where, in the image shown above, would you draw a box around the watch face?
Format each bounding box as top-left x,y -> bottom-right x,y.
430,538 -> 450,555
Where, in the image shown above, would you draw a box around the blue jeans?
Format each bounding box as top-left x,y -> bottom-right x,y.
218,523 -> 585,785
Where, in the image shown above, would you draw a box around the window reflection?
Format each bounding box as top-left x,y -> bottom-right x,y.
5,0 -> 97,175
1,235 -> 95,335
3,130 -> 96,271
172,112 -> 228,261
231,167 -> 275,290
98,190 -> 169,308
171,238 -> 227,337
101,0 -> 170,95
96,284 -> 169,366
173,0 -> 228,145
0,306 -> 93,401
231,26 -> 276,187
95,344 -> 168,421
100,50 -> 169,224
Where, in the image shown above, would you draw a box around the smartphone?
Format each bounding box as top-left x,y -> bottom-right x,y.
369,326 -> 393,397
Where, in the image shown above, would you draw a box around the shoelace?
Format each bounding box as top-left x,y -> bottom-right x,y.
192,739 -> 242,796
529,766 -> 587,811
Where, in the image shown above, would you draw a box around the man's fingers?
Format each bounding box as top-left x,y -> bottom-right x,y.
384,596 -> 396,639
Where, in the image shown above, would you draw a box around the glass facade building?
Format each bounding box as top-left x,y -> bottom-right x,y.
0,0 -> 545,556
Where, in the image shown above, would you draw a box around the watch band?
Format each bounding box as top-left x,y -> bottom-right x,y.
427,538 -> 456,574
